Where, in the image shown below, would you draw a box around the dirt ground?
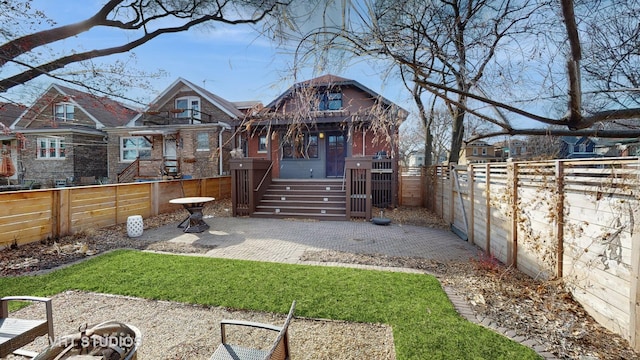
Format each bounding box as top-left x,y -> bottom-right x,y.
1,200 -> 639,359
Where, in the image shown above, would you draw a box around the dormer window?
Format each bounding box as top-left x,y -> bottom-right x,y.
317,92 -> 342,111
175,97 -> 201,121
54,103 -> 74,121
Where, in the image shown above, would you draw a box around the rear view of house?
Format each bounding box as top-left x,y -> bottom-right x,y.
236,74 -> 407,179
230,74 -> 407,219
104,78 -> 248,182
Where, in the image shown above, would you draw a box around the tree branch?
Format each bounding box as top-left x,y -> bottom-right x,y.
0,0 -> 123,66
0,1 -> 284,93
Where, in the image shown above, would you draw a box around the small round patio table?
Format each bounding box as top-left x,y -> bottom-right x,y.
169,197 -> 215,233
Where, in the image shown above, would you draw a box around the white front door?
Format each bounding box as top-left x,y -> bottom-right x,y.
164,138 -> 177,174
164,138 -> 177,159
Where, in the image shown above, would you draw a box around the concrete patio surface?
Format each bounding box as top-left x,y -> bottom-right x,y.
137,216 -> 479,266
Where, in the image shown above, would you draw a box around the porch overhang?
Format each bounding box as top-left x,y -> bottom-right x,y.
128,129 -> 178,136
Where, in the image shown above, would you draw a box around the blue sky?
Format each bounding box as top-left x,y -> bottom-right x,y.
7,1 -> 410,114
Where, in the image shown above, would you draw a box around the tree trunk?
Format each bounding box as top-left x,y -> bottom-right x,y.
448,107 -> 466,164
425,126 -> 433,166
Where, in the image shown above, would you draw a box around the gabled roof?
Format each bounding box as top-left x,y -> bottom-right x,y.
54,84 -> 139,127
0,102 -> 26,128
266,74 -> 405,114
12,84 -> 138,129
129,77 -> 243,125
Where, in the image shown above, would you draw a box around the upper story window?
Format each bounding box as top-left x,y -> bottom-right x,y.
482,148 -> 487,155
578,143 -> 587,152
175,97 -> 201,121
120,136 -> 152,162
54,103 -> 74,121
37,137 -> 65,159
472,148 -> 478,155
317,92 -> 342,111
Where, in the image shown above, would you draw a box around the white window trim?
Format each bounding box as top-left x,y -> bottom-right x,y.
196,132 -> 210,151
258,135 -> 267,153
54,102 -> 74,122
37,137 -> 65,159
175,96 -> 201,120
578,143 -> 587,153
120,136 -> 152,162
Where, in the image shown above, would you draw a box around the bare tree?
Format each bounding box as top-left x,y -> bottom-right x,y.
296,0 -> 640,165
580,0 -> 640,110
522,132 -> 562,160
0,0 -> 291,103
399,117 -> 425,166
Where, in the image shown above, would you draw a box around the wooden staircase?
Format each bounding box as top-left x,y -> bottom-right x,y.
252,179 -> 346,220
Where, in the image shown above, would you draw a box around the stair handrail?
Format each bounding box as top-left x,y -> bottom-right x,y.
254,161 -> 274,192
117,157 -> 140,183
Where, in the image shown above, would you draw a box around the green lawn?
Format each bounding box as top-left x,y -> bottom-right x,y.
0,250 -> 540,359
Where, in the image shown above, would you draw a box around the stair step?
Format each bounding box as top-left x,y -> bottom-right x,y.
260,199 -> 345,206
256,205 -> 346,215
255,179 -> 347,220
262,192 -> 345,202
251,211 -> 346,221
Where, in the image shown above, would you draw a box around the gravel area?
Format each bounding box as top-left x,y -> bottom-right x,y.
6,291 -> 395,360
2,200 -> 640,359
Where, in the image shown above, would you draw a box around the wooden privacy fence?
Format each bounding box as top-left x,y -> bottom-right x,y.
426,157 -> 640,350
0,176 -> 231,248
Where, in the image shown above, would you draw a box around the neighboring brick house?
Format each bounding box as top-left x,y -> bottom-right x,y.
236,74 -> 407,179
0,102 -> 27,183
10,84 -> 137,187
459,140 -> 500,164
104,78 -> 245,182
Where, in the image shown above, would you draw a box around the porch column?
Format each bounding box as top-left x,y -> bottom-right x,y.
266,126 -> 272,161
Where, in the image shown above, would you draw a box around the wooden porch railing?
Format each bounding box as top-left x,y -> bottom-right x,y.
230,158 -> 272,216
117,158 -> 140,183
229,157 -> 396,220
345,158 -> 372,220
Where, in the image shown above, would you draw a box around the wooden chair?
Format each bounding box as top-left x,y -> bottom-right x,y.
0,296 -> 54,358
210,301 -> 295,360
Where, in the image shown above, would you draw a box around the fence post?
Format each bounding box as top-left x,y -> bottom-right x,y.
54,188 -> 71,237
630,159 -> 640,351
449,164 -> 455,225
555,161 -> 565,278
485,163 -> 491,254
508,162 -> 519,268
468,164 -> 475,245
151,182 -> 160,217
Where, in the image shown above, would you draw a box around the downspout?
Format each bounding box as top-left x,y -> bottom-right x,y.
215,121 -> 231,176
219,128 -> 224,175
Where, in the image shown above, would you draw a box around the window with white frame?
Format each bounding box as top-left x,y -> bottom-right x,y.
120,136 -> 152,161
175,97 -> 201,120
37,137 -> 65,159
482,148 -> 487,155
578,143 -> 587,152
258,135 -> 267,152
54,103 -> 74,121
196,132 -> 209,151
472,148 -> 478,155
